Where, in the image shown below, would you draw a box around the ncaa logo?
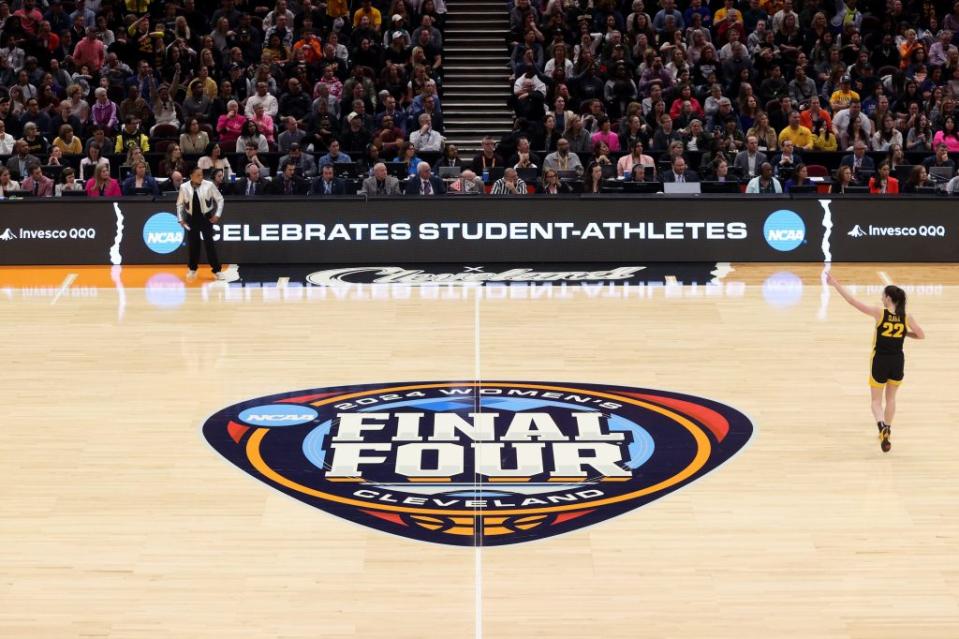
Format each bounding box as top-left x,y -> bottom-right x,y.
238,404 -> 319,427
763,209 -> 806,252
143,212 -> 184,254
203,381 -> 754,546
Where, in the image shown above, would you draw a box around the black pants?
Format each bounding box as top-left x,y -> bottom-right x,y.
187,210 -> 221,273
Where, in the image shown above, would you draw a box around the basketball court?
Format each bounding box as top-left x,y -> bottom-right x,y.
2,262 -> 958,638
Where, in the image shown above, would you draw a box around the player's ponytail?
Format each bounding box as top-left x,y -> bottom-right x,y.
885,285 -> 906,318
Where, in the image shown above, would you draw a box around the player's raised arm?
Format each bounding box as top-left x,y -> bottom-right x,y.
826,272 -> 882,321
906,315 -> 925,339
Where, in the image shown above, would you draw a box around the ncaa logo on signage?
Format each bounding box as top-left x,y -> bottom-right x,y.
143,212 -> 184,254
763,209 -> 806,251
202,381 -> 755,546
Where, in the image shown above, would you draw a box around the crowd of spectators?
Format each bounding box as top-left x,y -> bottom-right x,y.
0,0 -> 459,197
501,0 -> 959,194
0,0 -> 958,197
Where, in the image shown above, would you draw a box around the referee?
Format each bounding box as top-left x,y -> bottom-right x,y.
177,165 -> 225,280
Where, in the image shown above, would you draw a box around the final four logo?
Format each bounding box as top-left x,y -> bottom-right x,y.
203,382 -> 754,546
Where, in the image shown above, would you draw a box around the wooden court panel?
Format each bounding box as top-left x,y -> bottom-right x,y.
1,263 -> 958,638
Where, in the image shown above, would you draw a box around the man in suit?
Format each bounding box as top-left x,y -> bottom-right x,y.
359,162 -> 401,196
234,163 -> 270,196
20,163 -> 54,196
733,135 -> 768,178
839,140 -> 875,180
6,140 -> 40,180
311,163 -> 348,195
404,161 -> 446,195
661,156 -> 700,182
268,161 -> 309,195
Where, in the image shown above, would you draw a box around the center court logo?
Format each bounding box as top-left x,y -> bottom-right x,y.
202,381 -> 754,546
142,212 -> 184,254
763,209 -> 806,251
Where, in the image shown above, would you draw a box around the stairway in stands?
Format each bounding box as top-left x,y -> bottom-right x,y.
441,0 -> 513,154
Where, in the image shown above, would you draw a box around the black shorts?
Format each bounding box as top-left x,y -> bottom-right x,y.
870,352 -> 904,387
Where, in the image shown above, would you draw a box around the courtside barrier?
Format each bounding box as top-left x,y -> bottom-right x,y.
0,196 -> 955,264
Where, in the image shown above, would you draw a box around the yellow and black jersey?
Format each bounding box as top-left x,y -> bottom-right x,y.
874,309 -> 906,355
870,309 -> 906,387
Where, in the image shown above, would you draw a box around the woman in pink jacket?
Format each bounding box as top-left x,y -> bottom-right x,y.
84,164 -> 122,197
216,100 -> 247,148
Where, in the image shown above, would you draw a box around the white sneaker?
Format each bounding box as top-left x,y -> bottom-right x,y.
214,271 -> 228,281
186,269 -> 197,281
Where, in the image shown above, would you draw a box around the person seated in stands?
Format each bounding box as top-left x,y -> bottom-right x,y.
0,167 -> 19,196
395,141 -> 424,178
616,140 -> 654,178
580,162 -> 609,193
409,112 -> 445,153
831,99 -> 872,141
540,167 -> 573,194
544,137 -> 584,174
311,163 -> 348,196
745,162 -> 782,193
512,65 -> 547,120
682,119 -> 712,153
114,116 -> 149,154
734,135 -> 767,178
508,137 -> 540,169
234,163 -> 270,196
659,140 -> 685,166
404,161 -> 446,195
932,115 -> 959,152
491,167 -> 528,195
161,171 -> 185,194
778,109 -> 814,151
20,163 -> 54,197
839,140 -> 875,180
944,169 -> 959,194
121,159 -> 161,196
6,140 -> 40,180
197,142 -> 233,180
316,139 -> 351,168
360,162 -> 402,196
471,136 -> 503,177
85,163 -> 122,198
269,160 -> 309,195
210,168 -> 231,196
564,114 -> 593,157
662,155 -> 699,182
868,161 -> 900,194
901,164 -> 932,193
709,158 -> 734,182
448,169 -> 486,195
921,143 -> 957,172
437,144 -> 464,169
181,117 -> 211,155
772,139 -> 801,177
20,121 -> 48,157
828,165 -> 853,194
651,113 -> 682,152
810,119 -> 838,152
280,142 -> 318,178
783,163 -> 813,192
235,120 -> 269,153
56,168 -> 84,196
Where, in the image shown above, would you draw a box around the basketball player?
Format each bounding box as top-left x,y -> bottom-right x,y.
827,272 -> 925,452
176,165 -> 225,280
